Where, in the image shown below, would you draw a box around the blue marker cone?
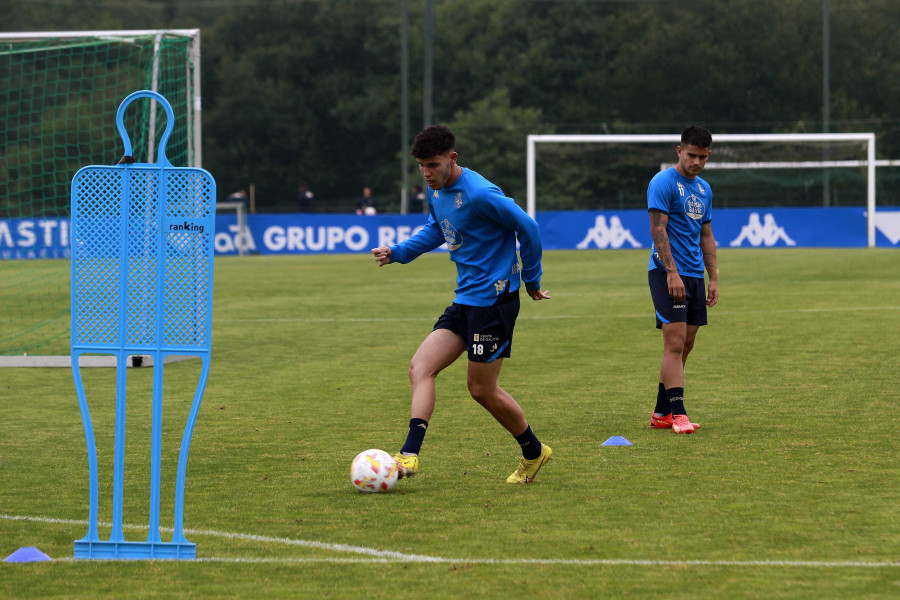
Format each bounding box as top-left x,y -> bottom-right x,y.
601,436 -> 633,446
4,547 -> 52,562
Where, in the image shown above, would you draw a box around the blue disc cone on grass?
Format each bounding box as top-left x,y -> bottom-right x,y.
4,547 -> 52,562
602,436 -> 633,446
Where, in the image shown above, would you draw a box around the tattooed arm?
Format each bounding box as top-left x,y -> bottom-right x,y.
649,210 -> 685,302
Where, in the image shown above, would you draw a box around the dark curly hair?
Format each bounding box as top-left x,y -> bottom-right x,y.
680,125 -> 712,148
410,125 -> 455,159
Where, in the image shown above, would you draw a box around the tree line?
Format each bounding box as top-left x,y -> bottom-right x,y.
3,0 -> 899,211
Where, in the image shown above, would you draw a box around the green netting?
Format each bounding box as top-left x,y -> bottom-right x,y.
0,32 -> 198,357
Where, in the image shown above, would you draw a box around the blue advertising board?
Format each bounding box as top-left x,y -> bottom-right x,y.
551,207 -> 873,250
0,218 -> 71,259
211,213 -> 432,255
2,207 -> 899,259
210,207 -> 899,256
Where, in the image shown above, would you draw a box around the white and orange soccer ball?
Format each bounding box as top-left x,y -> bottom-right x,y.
350,449 -> 399,493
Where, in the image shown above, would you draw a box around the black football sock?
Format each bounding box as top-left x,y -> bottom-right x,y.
654,382 -> 669,415
514,425 -> 542,460
400,418 -> 428,455
666,387 -> 686,416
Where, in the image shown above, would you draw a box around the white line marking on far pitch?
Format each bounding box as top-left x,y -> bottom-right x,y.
228,305 -> 900,324
3,515 -> 898,568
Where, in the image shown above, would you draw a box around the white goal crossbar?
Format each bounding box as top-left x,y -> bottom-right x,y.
526,133 -> 878,247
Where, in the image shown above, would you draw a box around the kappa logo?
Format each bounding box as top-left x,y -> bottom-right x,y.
576,215 -> 642,249
874,211 -> 900,245
730,213 -> 796,247
455,192 -> 463,208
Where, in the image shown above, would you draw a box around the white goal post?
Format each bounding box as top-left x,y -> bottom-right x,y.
216,201 -> 248,256
526,133 -> 879,247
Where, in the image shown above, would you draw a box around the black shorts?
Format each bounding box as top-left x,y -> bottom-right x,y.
433,290 -> 520,363
648,268 -> 708,329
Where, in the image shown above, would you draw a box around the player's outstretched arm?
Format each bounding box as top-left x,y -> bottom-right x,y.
371,246 -> 391,267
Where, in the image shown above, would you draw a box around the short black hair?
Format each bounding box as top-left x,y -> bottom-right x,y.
680,125 -> 712,148
410,125 -> 455,159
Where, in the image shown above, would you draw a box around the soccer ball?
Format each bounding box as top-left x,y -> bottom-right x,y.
350,449 -> 398,493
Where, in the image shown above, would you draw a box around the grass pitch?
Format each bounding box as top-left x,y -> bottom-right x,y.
1,248 -> 898,598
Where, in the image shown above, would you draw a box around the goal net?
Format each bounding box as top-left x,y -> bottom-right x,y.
0,30 -> 202,360
526,133 -> 881,246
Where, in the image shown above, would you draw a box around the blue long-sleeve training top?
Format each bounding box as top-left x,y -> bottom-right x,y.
389,167 -> 542,307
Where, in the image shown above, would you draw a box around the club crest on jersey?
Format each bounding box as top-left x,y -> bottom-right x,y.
494,279 -> 508,295
455,192 -> 463,208
440,219 -> 462,251
684,193 -> 705,220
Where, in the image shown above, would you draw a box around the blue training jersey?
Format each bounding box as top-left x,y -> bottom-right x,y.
647,167 -> 712,278
389,167 -> 542,307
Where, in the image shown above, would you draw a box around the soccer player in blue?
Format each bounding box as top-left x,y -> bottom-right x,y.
647,125 -> 719,434
371,125 -> 552,483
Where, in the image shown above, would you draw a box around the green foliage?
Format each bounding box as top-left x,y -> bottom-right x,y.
2,0 -> 900,208
1,248 -> 899,598
450,87 -> 546,202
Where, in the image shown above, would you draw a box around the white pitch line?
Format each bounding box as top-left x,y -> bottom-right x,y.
4,515 -> 898,568
1,515 -> 439,561
179,526 -> 443,561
